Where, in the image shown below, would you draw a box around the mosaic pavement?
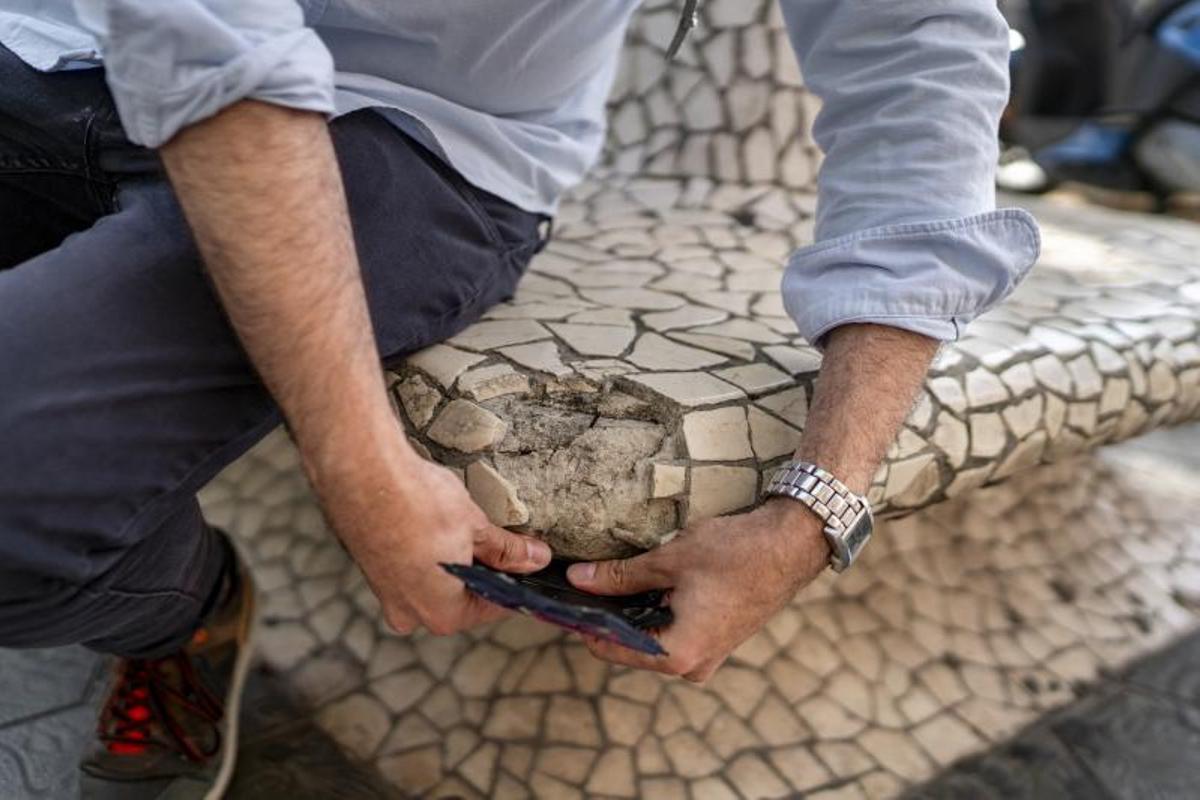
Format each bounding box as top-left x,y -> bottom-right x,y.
376,0 -> 1200,561
388,177 -> 1200,560
5,2 -> 1200,796
187,419 -> 1200,799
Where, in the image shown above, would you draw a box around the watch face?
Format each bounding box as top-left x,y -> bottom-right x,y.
442,561 -> 672,656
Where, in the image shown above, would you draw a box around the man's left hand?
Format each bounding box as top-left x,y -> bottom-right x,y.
566,498 -> 831,682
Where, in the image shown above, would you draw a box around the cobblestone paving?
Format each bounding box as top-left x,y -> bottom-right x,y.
390,176 -> 1200,560
906,629 -> 1200,799
187,424 -> 1199,799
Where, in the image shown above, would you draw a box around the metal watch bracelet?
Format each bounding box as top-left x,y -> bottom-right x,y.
765,460 -> 874,572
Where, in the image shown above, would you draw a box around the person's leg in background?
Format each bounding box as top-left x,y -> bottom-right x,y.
0,44 -> 544,796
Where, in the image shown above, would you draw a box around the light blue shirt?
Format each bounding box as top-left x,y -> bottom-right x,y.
0,0 -> 1039,346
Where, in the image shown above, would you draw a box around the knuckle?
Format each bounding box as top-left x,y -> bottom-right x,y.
425,618 -> 456,636
384,611 -> 414,635
608,559 -> 628,590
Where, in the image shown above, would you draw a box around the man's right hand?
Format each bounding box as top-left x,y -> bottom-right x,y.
328,450 -> 552,636
159,101 -> 549,639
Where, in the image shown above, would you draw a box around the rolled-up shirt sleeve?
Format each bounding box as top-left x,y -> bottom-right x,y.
72,0 -> 335,148
779,0 -> 1041,345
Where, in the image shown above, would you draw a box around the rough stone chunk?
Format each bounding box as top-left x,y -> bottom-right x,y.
457,364 -> 531,402
427,400 -> 508,453
494,418 -> 674,559
466,460 -> 530,526
395,374 -> 442,429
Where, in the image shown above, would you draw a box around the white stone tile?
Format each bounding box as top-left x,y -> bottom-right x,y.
930,414 -> 969,467
1067,356 -> 1104,399
965,369 -> 1009,407
650,463 -> 688,498
626,372 -> 746,407
568,307 -> 636,326
1032,354 -> 1073,395
969,413 -> 1007,458
763,345 -> 823,375
999,362 -> 1036,396
548,323 -> 636,357
642,305 -> 730,331
686,290 -> 754,315
406,344 -> 487,389
449,320 -> 552,351
667,332 -> 757,361
755,386 -> 809,429
690,318 -> 787,344
688,465 -> 758,521
499,340 -> 572,377
716,363 -> 793,395
578,287 -> 687,310
748,406 -> 802,460
628,333 -> 729,370
483,302 -> 587,321
682,407 -> 753,460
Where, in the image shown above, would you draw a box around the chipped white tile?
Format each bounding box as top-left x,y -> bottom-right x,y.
548,323 -> 636,357
625,372 -> 745,407
450,320 -> 552,351
406,344 -> 487,389
627,333 -> 729,370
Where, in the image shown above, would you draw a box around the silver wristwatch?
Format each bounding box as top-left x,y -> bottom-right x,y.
765,460 -> 874,572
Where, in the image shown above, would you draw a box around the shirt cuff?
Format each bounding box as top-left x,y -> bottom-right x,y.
96,9 -> 335,148
781,208 -> 1041,347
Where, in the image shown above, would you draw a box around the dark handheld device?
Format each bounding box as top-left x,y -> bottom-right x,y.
441,559 -> 673,656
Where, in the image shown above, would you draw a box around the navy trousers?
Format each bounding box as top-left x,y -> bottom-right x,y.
0,45 -> 545,657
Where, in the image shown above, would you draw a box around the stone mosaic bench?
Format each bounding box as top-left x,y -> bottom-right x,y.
385,176 -> 1200,561
380,1 -> 1200,561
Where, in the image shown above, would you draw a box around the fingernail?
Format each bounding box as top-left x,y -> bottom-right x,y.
568,562 -> 596,583
526,540 -> 551,565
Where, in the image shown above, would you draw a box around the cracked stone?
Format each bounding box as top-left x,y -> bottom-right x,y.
762,345 -> 823,375
667,332 -> 757,360
628,332 -> 729,370
549,322 -> 636,357
748,406 -> 802,461
499,340 -> 572,377
406,343 -> 486,389
457,363 -> 531,402
716,363 -> 792,395
396,374 -> 442,428
494,418 -> 674,559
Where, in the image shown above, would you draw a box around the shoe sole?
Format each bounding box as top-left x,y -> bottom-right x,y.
205,570 -> 258,800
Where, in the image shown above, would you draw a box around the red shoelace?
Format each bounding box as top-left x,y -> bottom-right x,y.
97,639 -> 224,763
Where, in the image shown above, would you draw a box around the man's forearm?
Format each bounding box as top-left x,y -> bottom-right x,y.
795,324 -> 940,494
159,101 -> 409,492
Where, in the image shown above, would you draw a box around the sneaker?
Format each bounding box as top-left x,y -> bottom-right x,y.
80,545 -> 257,800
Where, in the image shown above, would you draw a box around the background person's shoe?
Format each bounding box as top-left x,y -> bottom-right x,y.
80,545 -> 257,800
